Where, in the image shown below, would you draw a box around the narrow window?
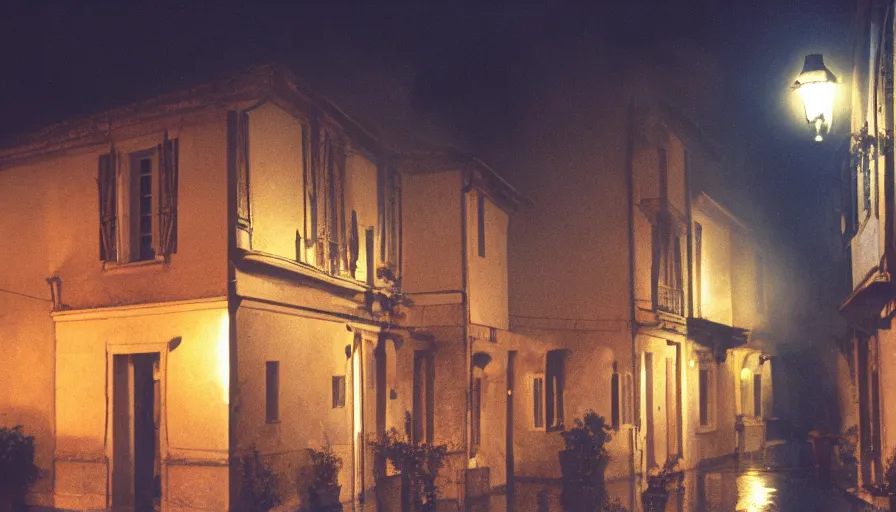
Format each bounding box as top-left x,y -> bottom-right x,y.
98,152 -> 118,261
611,372 -> 620,430
134,155 -> 155,261
471,378 -> 482,454
658,148 -> 668,200
695,222 -> 703,318
755,249 -> 765,312
265,362 -> 279,423
699,368 -> 709,426
546,350 -> 565,430
533,376 -> 544,429
477,193 -> 486,257
753,374 -> 762,418
332,375 -> 346,408
488,327 -> 498,342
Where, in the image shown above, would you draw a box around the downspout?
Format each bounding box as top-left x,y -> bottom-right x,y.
624,99 -> 639,494
226,110 -> 240,509
461,168 -> 474,507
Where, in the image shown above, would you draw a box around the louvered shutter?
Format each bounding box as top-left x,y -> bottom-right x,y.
98,152 -> 118,261
158,133 -> 179,259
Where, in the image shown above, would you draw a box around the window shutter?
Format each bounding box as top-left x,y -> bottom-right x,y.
237,111 -> 252,235
349,210 -> 359,278
98,151 -> 118,261
158,133 -> 179,259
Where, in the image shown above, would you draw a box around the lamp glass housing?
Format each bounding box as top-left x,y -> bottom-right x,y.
793,54 -> 837,142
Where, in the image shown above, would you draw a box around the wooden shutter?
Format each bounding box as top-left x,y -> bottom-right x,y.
98,151 -> 118,261
158,133 -> 178,259
349,210 -> 359,278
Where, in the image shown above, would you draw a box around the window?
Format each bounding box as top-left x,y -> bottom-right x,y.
753,374 -> 762,418
332,375 -> 346,408
694,222 -> 703,318
532,375 -> 545,429
621,372 -> 633,425
471,377 -> 482,455
546,350 -> 565,430
697,356 -> 716,431
304,121 -> 348,275
611,372 -> 620,430
265,361 -> 279,423
98,137 -> 179,263
477,193 -> 486,257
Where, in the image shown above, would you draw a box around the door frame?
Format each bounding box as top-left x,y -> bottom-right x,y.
107,343 -> 169,511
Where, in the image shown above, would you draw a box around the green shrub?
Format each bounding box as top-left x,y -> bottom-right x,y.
309,444 -> 343,490
239,448 -> 282,512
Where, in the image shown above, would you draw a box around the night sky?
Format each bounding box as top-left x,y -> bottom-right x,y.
0,0 -> 856,338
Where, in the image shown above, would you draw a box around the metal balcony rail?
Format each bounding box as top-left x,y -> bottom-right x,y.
657,283 -> 684,316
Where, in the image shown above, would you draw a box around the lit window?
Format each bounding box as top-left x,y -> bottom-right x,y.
265,361 -> 279,423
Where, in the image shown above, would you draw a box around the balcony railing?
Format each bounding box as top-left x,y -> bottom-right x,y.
657,283 -> 684,316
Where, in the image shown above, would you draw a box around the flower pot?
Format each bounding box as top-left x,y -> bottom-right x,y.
642,489 -> 669,512
309,484 -> 341,510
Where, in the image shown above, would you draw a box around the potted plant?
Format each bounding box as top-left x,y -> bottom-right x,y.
641,455 -> 683,512
370,425 -> 447,512
0,426 -> 42,512
308,444 -> 343,510
559,411 -> 612,509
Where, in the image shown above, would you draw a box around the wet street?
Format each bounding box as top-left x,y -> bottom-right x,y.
463,461 -> 876,512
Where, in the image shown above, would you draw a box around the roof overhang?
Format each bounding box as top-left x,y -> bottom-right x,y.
687,316 -> 749,363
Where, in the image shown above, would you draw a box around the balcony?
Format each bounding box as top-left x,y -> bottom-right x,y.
657,283 -> 684,316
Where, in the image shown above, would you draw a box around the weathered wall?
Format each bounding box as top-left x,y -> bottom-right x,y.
401,170 -> 463,297
247,103 -> 305,261
234,303 -> 359,509
0,114 -> 228,507
53,300 -> 230,511
467,190 -> 510,330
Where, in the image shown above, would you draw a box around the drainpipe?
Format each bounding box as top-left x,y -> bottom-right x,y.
226,110 -> 240,509
461,167 -> 473,507
624,99 -> 639,497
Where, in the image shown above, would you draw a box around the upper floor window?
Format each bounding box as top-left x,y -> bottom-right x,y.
99,137 -> 179,264
654,219 -> 683,316
477,193 -> 486,258
611,369 -> 634,430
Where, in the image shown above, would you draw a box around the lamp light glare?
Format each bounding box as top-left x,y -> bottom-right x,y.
793,54 -> 837,142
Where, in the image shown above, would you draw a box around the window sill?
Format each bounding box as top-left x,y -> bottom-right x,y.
103,258 -> 167,273
695,426 -> 718,435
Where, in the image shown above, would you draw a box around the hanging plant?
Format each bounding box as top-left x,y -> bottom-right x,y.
879,129 -> 894,156
851,125 -> 877,158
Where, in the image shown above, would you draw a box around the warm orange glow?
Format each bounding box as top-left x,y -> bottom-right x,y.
735,473 -> 776,511
216,313 -> 230,404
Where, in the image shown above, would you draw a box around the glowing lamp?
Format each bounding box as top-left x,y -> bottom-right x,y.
793,54 -> 838,142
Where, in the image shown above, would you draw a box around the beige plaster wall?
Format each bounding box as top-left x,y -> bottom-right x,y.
467,190 -> 510,330
53,301 -> 230,511
401,170 -> 463,296
0,114 -> 228,507
234,303 -> 358,509
247,102 -> 305,261
693,208 -> 733,325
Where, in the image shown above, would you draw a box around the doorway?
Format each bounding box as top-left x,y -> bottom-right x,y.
112,353 -> 161,512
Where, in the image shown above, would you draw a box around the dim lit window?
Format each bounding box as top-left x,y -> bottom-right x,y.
612,371 -> 634,429
477,193 -> 486,257
98,139 -> 179,264
265,361 -> 280,423
531,374 -> 544,429
546,350 -> 565,430
332,375 -> 346,408
697,356 -> 716,431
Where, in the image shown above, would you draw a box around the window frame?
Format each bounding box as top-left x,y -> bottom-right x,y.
530,373 -> 546,431
332,375 -> 346,409
696,354 -> 717,433
265,361 -> 280,423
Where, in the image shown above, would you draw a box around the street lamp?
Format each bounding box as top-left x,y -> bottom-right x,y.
793,54 -> 838,142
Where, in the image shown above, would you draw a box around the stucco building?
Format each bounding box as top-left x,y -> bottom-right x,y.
0,65 -> 525,511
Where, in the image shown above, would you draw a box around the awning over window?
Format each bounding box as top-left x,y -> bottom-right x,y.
687,317 -> 749,363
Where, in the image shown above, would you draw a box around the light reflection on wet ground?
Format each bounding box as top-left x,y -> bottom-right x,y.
463,466 -> 871,512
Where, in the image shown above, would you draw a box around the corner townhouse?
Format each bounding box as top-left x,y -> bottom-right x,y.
0,64 -> 524,511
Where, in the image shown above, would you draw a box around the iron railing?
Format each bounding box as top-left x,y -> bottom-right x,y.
657,283 -> 684,316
